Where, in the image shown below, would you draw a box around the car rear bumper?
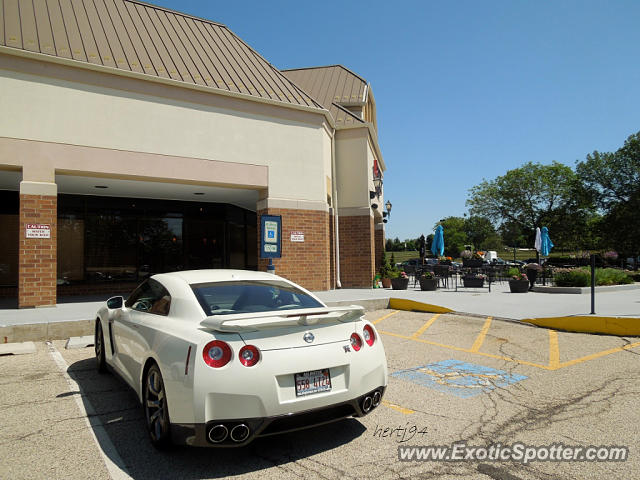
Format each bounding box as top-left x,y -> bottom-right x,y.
170,386 -> 385,447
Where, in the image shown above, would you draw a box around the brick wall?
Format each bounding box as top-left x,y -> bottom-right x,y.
257,208 -> 330,291
19,194 -> 57,307
338,215 -> 374,288
375,227 -> 385,273
329,211 -> 336,289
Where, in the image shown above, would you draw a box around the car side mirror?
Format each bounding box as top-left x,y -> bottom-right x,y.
107,296 -> 124,310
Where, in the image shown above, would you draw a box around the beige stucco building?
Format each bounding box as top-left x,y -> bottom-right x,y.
0,0 -> 386,307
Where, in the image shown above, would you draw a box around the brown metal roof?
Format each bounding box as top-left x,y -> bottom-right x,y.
0,0 -> 323,110
282,65 -> 368,125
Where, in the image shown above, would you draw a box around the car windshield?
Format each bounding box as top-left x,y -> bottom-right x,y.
191,280 -> 324,316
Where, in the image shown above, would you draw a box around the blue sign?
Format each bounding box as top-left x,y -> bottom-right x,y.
391,359 -> 527,399
260,215 -> 281,259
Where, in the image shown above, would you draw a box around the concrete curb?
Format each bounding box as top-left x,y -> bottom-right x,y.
532,283 -> 640,294
384,298 -> 640,337
522,316 -> 640,336
0,319 -> 94,343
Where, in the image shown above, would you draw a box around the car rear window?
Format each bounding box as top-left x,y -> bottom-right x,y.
191,280 -> 324,316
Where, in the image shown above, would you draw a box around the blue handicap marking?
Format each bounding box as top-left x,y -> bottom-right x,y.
391,359 -> 528,399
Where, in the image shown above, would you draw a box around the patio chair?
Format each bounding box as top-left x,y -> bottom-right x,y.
433,264 -> 451,289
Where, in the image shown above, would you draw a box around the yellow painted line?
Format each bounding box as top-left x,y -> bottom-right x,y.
411,314 -> 441,339
548,330 -> 560,369
559,340 -> 640,368
470,317 -> 492,352
523,316 -> 640,336
388,298 -> 453,314
379,330 -> 553,370
381,400 -> 414,415
373,310 -> 399,325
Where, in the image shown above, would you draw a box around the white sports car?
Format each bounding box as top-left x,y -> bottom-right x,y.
95,270 -> 388,448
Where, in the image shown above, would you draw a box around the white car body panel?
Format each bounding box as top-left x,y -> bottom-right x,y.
96,269 -> 388,446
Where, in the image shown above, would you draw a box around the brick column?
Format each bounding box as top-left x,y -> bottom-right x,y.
19,182 -> 57,308
338,215 -> 375,288
375,224 -> 385,273
257,208 -> 331,291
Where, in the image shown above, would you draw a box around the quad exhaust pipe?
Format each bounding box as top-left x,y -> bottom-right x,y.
207,423 -> 251,444
361,389 -> 383,414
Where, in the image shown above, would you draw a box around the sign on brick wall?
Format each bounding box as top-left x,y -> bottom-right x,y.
25,224 -> 51,239
290,231 -> 305,242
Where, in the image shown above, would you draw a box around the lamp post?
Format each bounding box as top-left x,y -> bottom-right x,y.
385,200 -> 392,218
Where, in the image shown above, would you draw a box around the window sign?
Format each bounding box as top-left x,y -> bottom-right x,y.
260,215 -> 281,258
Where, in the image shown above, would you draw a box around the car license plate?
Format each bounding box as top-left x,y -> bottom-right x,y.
295,369 -> 331,396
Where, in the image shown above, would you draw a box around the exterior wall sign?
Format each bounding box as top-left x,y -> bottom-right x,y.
290,231 -> 305,242
260,215 -> 281,258
25,224 -> 51,239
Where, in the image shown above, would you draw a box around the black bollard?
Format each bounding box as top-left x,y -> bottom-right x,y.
590,254 -> 596,314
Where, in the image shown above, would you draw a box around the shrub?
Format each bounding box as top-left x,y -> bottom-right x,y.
596,268 -> 633,286
505,267 -> 520,277
554,268 -> 633,287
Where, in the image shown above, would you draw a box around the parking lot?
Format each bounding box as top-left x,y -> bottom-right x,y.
2,309 -> 639,479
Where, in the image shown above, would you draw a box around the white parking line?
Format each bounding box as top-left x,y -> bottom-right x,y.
46,341 -> 133,480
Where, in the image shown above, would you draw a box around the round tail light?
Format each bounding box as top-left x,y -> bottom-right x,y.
363,324 -> 376,346
203,340 -> 232,368
239,345 -> 260,367
350,333 -> 363,352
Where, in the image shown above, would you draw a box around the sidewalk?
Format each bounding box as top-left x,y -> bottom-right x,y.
1,282 -> 638,342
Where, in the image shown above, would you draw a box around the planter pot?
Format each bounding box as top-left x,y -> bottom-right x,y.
391,278 -> 409,290
419,278 -> 437,291
509,279 -> 529,293
462,259 -> 484,268
463,277 -> 485,288
381,277 -> 392,288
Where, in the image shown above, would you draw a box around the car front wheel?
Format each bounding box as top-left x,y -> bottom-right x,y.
95,320 -> 107,374
144,363 -> 172,449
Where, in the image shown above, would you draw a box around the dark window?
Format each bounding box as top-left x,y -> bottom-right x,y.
191,280 -> 323,316
125,279 -> 171,316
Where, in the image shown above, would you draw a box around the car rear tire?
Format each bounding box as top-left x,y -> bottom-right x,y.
95,320 -> 107,374
144,363 -> 172,449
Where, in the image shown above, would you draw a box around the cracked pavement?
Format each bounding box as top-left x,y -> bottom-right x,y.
1,310 -> 639,479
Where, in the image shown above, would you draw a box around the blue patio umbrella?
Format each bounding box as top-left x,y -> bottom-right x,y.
431,225 -> 445,257
540,227 -> 554,256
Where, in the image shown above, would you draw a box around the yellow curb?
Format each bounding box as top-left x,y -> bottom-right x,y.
388,298 -> 453,314
523,316 -> 640,336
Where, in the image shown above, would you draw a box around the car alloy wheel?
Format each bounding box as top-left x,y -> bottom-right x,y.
95,320 -> 107,374
144,364 -> 172,448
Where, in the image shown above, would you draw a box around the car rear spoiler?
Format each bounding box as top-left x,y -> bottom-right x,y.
200,305 -> 365,333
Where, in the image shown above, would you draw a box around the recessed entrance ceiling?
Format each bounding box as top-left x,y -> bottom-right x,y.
55,175 -> 259,211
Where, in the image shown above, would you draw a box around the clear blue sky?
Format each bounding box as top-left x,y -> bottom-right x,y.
154,0 -> 640,241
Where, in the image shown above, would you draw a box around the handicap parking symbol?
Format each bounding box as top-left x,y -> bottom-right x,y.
391,359 -> 527,399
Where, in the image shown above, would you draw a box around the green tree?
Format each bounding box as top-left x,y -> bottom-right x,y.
467,161 -> 592,248
576,131 -> 640,255
463,216 -> 502,251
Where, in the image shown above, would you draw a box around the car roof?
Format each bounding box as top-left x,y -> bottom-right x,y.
153,269 -> 282,285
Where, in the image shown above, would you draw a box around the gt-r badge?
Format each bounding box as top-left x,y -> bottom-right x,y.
303,332 -> 315,343
343,346 -> 351,353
